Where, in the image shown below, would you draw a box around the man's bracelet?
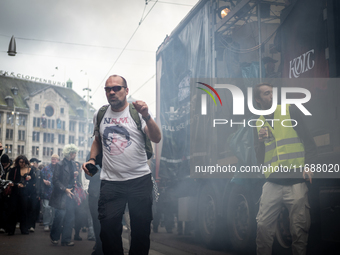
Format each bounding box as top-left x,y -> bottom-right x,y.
142,114 -> 151,122
89,158 -> 96,162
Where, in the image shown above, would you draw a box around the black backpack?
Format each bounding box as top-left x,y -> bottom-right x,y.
93,103 -> 153,167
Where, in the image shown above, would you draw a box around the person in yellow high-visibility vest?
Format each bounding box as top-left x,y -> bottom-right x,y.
254,83 -> 317,255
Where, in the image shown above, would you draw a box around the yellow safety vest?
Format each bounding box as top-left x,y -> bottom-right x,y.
256,105 -> 305,178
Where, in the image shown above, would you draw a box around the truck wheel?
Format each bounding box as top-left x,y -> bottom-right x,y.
198,184 -> 223,249
227,184 -> 256,253
275,205 -> 292,249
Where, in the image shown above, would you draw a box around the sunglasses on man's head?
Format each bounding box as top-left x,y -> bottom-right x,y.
104,86 -> 127,92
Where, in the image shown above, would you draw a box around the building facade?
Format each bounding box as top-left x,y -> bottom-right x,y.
0,75 -> 95,165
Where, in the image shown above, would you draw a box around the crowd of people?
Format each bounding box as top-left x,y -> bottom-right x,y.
0,74 -> 162,255
0,142 -> 98,252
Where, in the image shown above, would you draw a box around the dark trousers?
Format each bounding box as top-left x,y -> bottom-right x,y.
8,189 -> 29,234
27,194 -> 39,229
50,196 -> 76,243
74,201 -> 87,236
89,194 -> 103,255
0,196 -> 6,230
98,174 -> 153,255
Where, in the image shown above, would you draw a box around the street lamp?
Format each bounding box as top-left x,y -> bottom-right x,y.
7,36 -> 17,56
80,70 -> 92,150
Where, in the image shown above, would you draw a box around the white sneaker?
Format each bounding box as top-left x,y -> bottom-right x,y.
29,227 -> 35,232
0,228 -> 5,233
44,225 -> 50,232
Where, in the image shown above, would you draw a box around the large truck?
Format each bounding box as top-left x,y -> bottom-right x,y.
154,0 -> 340,254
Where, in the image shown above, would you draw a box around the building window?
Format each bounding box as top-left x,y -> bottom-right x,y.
35,104 -> 39,111
5,144 -> 12,154
88,123 -> 94,134
58,148 -> 63,157
17,145 -> 24,155
79,123 -> 85,133
32,131 -> 40,142
57,118 -> 62,129
0,112 -> 2,123
18,115 -> 26,126
78,150 -> 84,159
61,108 -> 64,114
69,135 -> 75,144
62,121 -> 65,130
43,147 -> 54,156
58,134 -> 65,144
52,120 -> 55,129
43,133 -> 54,143
33,117 -> 41,127
88,138 -> 92,148
45,105 -> 54,117
47,119 -> 51,129
6,114 -> 13,125
6,129 -> 13,139
32,146 -> 39,156
78,136 -> 85,146
18,130 -> 25,141
69,121 -> 76,132
41,116 -> 47,128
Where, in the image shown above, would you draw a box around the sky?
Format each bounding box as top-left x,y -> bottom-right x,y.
0,0 -> 199,115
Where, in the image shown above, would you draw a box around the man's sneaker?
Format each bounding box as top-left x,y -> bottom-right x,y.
51,239 -> 58,245
0,228 -> 5,233
61,241 -> 75,246
29,227 -> 35,232
44,225 -> 50,232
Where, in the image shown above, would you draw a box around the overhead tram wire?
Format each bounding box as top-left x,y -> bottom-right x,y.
0,34 -> 153,52
92,0 -> 159,96
149,0 -> 194,7
130,74 -> 155,97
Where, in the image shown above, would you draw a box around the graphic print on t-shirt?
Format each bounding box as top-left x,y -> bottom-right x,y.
102,125 -> 132,155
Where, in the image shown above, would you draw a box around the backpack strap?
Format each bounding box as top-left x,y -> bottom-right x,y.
93,105 -> 109,137
129,103 -> 153,160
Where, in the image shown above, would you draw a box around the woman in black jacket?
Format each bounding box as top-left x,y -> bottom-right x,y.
7,155 -> 35,235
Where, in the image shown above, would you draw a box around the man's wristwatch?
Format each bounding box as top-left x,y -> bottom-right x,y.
142,114 -> 151,122
89,158 -> 96,162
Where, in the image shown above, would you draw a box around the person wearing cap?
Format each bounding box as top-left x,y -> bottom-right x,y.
41,154 -> 59,232
30,158 -> 41,169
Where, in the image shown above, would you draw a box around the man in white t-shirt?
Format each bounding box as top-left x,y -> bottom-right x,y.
82,75 -> 161,255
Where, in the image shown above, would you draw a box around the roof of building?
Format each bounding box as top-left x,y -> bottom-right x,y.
0,75 -> 94,117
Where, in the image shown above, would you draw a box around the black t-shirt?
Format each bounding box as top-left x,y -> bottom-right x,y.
66,159 -> 75,189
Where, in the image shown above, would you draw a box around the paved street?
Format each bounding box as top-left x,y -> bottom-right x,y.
0,224 -> 232,255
